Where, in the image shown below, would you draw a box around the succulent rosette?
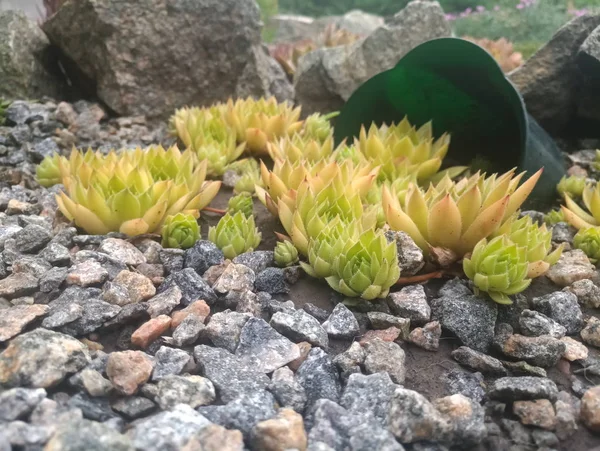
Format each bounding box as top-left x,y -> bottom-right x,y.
561,181 -> 600,230
463,235 -> 532,305
557,175 -> 586,199
573,227 -> 600,264
228,192 -> 253,218
301,112 -> 337,142
383,168 -> 542,260
36,153 -> 67,187
208,211 -> 262,259
55,145 -> 221,236
544,209 -> 565,226
274,240 -> 300,267
267,135 -> 334,164
161,213 -> 200,249
325,229 -> 400,300
494,215 -> 563,278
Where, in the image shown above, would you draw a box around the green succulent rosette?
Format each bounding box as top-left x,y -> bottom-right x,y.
495,215 -> 563,278
573,227 -> 600,264
301,112 -> 337,142
274,240 -> 299,267
544,209 -> 565,226
161,213 -> 200,249
36,153 -> 65,188
228,192 -> 253,218
463,235 -> 532,305
325,228 -> 400,300
208,210 -> 262,259
557,175 -> 586,199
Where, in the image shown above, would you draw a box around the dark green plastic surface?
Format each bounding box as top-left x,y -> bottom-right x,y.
333,37 -> 565,208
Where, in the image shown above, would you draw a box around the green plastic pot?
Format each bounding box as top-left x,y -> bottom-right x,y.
333,37 -> 565,208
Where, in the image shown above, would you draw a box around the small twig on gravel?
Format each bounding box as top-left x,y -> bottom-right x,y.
396,270 -> 447,285
202,207 -> 227,215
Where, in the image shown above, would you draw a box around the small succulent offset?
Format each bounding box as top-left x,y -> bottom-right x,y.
494,215 -> 563,278
274,240 -> 300,267
544,209 -> 565,226
573,227 -> 600,264
36,153 -> 67,187
561,181 -> 600,230
463,235 -> 531,305
557,175 -> 586,199
208,211 -> 262,259
228,192 -> 253,218
325,229 -> 400,300
161,213 -> 200,250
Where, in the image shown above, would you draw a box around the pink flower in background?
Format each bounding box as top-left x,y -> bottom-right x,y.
494,5 -> 500,11
476,6 -> 486,13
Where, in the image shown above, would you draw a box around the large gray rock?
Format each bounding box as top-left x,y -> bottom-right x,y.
509,13 -> 600,133
294,1 -> 451,115
313,10 -> 384,37
270,14 -> 317,43
577,25 -> 600,122
43,0 -> 293,118
0,10 -> 63,100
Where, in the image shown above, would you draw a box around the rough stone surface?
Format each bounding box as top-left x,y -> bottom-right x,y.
146,286 -> 182,317
388,388 -> 450,443
66,260 -> 109,287
268,367 -> 307,413
194,344 -> 270,403
296,348 -> 341,413
340,372 -> 398,426
232,251 -> 274,274
434,394 -> 486,446
566,279 -> 600,308
213,263 -> 255,294
488,377 -> 559,402
106,350 -> 154,396
561,336 -> 588,361
235,317 -> 300,373
363,338 -> 406,384
204,310 -> 251,353
111,270 -> 156,304
157,268 -> 217,305
172,314 -> 205,347
582,316 -> 600,350
111,396 -> 156,420
332,342 -> 365,379
322,303 -> 360,339
252,408 -> 307,451
308,398 -> 402,451
0,272 -> 38,299
270,309 -> 329,348
0,304 -> 48,342
386,230 -> 425,277
184,240 -> 224,276
582,386 -> 600,432
45,418 -> 133,451
171,300 -> 210,328
294,1 -> 451,114
156,375 -> 216,410
531,291 -> 583,335
510,13 -> 600,132
44,0 -> 292,117
513,399 -> 557,430
545,250 -> 596,287
127,404 -> 212,451
0,329 -> 90,388
255,267 -> 289,295
431,286 -> 497,352
444,369 -> 486,403
387,285 -> 430,325
519,309 -> 567,338
152,346 -> 193,381
0,387 -> 47,421
0,11 -> 63,99
197,391 -> 277,442
97,238 -> 146,266
494,325 -> 566,368
181,424 -> 244,451
409,321 -> 441,351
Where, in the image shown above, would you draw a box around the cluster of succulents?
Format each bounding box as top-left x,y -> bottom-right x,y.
557,175 -> 586,199
269,24 -> 363,77
463,37 -> 524,73
35,95 -> 566,305
37,145 -> 221,236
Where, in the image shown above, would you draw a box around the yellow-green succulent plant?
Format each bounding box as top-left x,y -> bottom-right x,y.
55,145 -> 221,236
494,215 -> 563,278
274,240 -> 300,267
267,135 -> 334,164
561,181 -> 600,230
325,228 -> 400,300
383,168 -> 543,260
161,213 -> 200,250
228,192 -> 253,218
544,209 -> 566,226
573,227 -> 600,264
36,153 -> 67,187
301,112 -> 337,142
557,175 -> 586,199
208,211 -> 262,259
463,235 -> 532,305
